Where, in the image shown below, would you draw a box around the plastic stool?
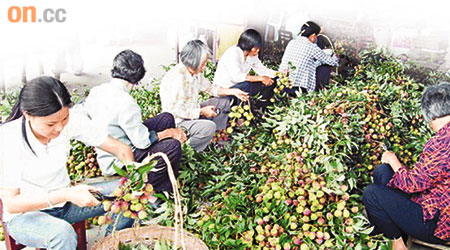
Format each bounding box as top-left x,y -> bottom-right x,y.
264,12 -> 284,42
1,199 -> 87,250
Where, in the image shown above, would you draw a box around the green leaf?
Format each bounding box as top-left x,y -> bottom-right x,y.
154,240 -> 161,250
137,161 -> 157,174
132,180 -> 144,191
113,164 -> 128,177
118,242 -> 132,250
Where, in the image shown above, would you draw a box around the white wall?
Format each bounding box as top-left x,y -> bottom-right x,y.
1,0 -> 449,90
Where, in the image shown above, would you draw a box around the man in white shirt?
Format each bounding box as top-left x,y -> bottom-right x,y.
84,50 -> 186,192
213,29 -> 276,110
160,40 -> 248,151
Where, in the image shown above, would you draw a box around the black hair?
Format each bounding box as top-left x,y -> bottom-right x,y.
299,21 -> 321,37
2,76 -> 73,155
317,34 -> 332,49
111,49 -> 146,84
237,29 -> 263,52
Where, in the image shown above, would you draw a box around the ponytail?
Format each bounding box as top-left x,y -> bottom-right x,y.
1,76 -> 72,155
299,21 -> 321,37
4,89 -> 24,123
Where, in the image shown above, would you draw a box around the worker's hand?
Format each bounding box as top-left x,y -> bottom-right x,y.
158,128 -> 187,143
68,185 -> 101,207
169,128 -> 187,143
261,76 -> 274,86
381,151 -> 402,172
230,88 -> 249,102
323,48 -> 334,56
200,105 -> 218,118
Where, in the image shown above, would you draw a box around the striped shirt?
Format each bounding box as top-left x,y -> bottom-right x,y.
279,36 -> 339,92
388,122 -> 450,241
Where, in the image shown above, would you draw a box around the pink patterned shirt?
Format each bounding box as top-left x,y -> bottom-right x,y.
388,122 -> 450,241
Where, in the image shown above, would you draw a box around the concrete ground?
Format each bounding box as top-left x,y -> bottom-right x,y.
1,25 -> 178,93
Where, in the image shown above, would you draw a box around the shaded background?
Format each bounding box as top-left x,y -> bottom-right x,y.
0,0 -> 449,90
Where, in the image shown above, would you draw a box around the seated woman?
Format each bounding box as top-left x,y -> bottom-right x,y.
0,76 -> 135,249
160,40 -> 248,152
213,29 -> 276,110
279,21 -> 339,95
363,82 -> 450,250
83,50 -> 185,193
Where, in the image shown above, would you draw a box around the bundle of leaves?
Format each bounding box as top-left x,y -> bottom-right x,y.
166,47 -> 433,250
98,161 -> 158,225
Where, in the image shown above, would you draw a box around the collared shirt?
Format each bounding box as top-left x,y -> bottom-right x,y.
213,45 -> 275,88
160,63 -> 220,124
279,36 -> 339,92
83,78 -> 153,175
0,108 -> 107,222
388,122 -> 450,241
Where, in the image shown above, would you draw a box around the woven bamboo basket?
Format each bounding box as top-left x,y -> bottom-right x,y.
91,225 -> 208,250
91,152 -> 208,250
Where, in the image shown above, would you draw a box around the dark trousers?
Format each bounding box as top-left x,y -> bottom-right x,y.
229,80 -> 276,110
316,65 -> 332,91
281,86 -> 307,97
363,164 -> 447,244
133,112 -> 182,192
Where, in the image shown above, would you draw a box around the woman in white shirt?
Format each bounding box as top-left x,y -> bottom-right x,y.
160,40 -> 248,151
0,76 -> 135,249
213,29 -> 276,110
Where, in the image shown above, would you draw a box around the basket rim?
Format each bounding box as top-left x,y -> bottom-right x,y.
91,225 -> 208,250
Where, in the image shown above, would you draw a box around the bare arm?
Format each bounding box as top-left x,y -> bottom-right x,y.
98,135 -> 134,164
217,87 -> 249,101
0,185 -> 100,214
245,75 -> 274,86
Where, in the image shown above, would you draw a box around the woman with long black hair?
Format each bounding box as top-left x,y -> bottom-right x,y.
0,76 -> 135,249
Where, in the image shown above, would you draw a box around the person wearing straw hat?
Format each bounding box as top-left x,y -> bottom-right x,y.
279,21 -> 339,95
0,76 -> 135,249
160,40 -> 248,152
83,50 -> 185,193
